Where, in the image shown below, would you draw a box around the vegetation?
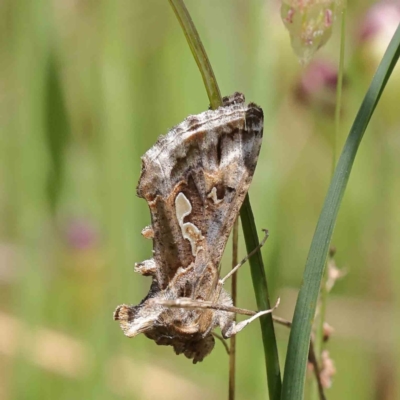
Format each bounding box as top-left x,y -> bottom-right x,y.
1,1 -> 399,399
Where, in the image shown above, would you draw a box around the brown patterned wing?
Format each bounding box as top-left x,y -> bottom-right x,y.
137,93 -> 263,290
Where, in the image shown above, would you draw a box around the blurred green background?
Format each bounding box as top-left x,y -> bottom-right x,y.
1,1 -> 399,399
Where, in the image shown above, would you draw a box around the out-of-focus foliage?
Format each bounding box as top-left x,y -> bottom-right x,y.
0,1 -> 399,400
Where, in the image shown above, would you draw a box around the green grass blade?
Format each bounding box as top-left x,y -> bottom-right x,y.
241,195 -> 282,400
281,23 -> 400,400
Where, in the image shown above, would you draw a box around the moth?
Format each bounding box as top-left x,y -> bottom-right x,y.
114,92 -> 275,363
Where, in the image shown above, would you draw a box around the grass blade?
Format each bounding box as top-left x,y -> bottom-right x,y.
241,195 -> 282,400
281,23 -> 400,400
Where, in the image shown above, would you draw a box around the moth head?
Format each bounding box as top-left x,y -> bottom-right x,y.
113,304 -> 160,337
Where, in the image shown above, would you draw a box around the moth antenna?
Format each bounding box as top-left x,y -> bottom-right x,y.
220,229 -> 269,285
151,297 -> 280,318
210,229 -> 269,304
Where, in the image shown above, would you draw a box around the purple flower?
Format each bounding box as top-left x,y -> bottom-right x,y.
358,1 -> 400,43
65,218 -> 98,250
295,59 -> 340,114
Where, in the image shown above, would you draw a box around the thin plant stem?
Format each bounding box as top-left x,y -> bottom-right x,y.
308,341 -> 327,400
229,218 -> 239,400
311,6 -> 347,400
333,3 -> 347,177
168,2 -> 282,399
168,0 -> 222,109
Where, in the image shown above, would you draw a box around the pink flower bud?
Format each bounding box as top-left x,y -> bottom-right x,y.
281,0 -> 344,64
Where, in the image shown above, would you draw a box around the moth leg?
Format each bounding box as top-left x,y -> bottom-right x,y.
220,229 -> 269,285
212,332 -> 230,355
141,225 -> 154,239
134,259 -> 157,276
220,298 -> 280,338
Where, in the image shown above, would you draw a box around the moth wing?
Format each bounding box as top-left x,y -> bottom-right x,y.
137,94 -> 263,290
